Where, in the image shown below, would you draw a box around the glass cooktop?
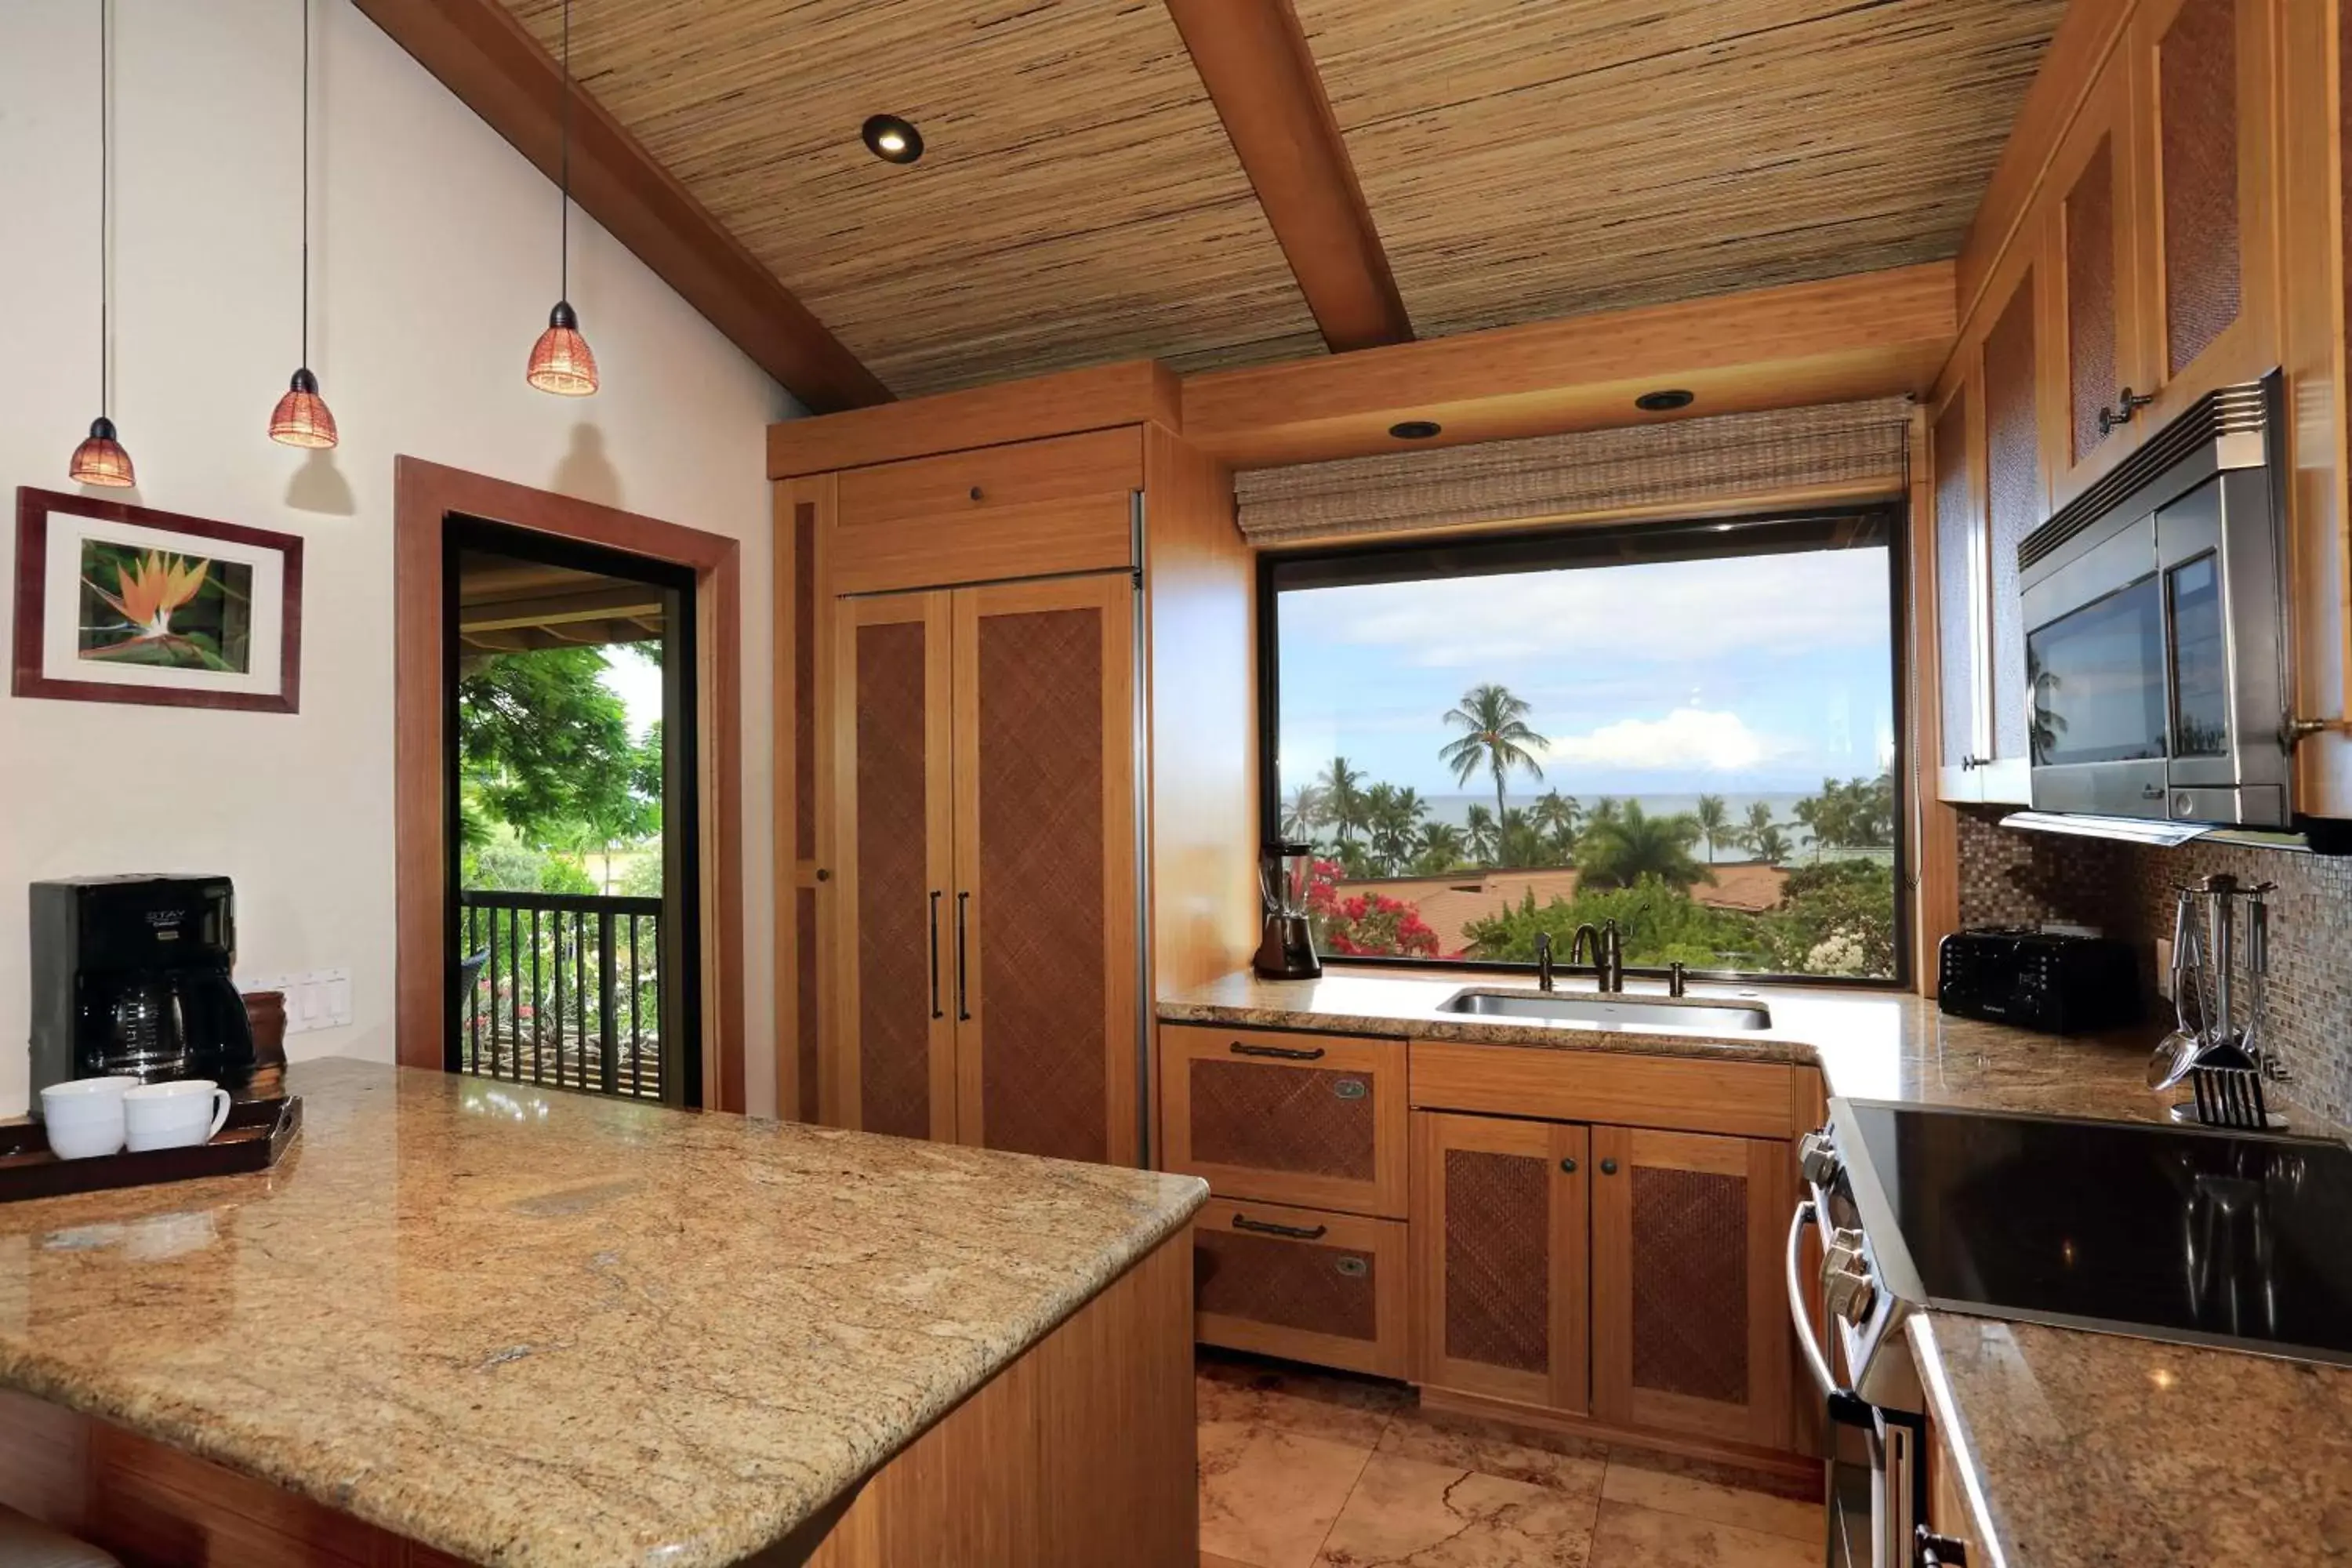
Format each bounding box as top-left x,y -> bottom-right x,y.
1838,1100 -> 2352,1363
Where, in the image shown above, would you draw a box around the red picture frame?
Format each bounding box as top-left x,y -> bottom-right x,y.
12,487 -> 304,713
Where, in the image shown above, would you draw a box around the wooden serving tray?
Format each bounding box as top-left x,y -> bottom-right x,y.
0,1095 -> 303,1203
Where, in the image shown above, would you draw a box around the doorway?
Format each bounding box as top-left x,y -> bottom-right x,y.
445,521 -> 702,1105
394,459 -> 746,1112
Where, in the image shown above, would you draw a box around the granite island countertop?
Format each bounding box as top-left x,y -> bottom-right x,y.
1163,965 -> 2352,1566
0,1058 -> 1207,1568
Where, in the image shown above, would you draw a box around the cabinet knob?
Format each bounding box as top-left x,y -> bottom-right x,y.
967,485 -> 984,501
1559,1156 -> 1577,1174
1599,1157 -> 1618,1175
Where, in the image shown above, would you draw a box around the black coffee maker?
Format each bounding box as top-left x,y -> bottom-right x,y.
29,875 -> 257,1098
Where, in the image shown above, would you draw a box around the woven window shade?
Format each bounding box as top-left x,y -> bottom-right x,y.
1233,398 -> 1912,546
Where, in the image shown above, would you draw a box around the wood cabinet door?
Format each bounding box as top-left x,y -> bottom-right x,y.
1978,254 -> 2042,803
829,592 -> 958,1141
2134,0 -> 2278,423
2052,61 -> 2145,500
1160,1024 -> 1408,1218
1410,1112 -> 1588,1414
951,574 -> 1139,1166
1591,1126 -> 1792,1450
1929,365 -> 1990,803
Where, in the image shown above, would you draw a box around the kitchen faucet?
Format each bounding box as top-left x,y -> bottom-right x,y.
1570,920 -> 1624,993
1534,931 -> 1555,992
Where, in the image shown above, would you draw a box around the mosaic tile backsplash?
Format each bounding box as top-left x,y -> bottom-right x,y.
1954,807 -> 2352,1123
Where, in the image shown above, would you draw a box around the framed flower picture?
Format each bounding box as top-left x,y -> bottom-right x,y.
12,488 -> 303,713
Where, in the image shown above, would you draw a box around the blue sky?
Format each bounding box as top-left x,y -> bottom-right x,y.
1276,548 -> 1896,801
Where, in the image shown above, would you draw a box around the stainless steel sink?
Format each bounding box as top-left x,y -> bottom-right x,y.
1439,989 -> 1773,1032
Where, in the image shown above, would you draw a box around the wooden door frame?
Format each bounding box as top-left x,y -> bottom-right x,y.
394,456 -> 747,1112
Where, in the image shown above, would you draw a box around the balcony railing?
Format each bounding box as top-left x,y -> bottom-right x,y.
457,890 -> 665,1100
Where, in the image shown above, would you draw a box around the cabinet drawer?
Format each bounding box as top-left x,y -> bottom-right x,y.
832,428 -> 1139,593
1160,1024 -> 1406,1218
1409,1040 -> 1795,1140
1192,1198 -> 1409,1379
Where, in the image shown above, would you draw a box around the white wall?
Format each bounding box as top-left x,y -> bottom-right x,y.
0,0 -> 795,1116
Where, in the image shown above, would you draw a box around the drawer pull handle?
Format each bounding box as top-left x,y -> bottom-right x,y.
1232,1214 -> 1328,1241
1332,1255 -> 1369,1279
1229,1041 -> 1326,1061
1333,1078 -> 1367,1100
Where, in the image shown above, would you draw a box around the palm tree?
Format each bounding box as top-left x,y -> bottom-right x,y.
1573,802 -> 1711,892
1319,757 -> 1369,848
1280,782 -> 1327,844
1363,783 -> 1428,876
1416,822 -> 1469,873
1740,800 -> 1777,858
1791,787 -> 1828,862
1751,825 -> 1793,866
1694,794 -> 1728,864
1439,684 -> 1548,824
1463,804 -> 1499,867
1499,807 -> 1544,869
1529,789 -> 1582,862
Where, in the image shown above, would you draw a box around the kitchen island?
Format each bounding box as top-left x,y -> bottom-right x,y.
0,1058 -> 1207,1566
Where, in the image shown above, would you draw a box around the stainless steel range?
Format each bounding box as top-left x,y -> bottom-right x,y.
1791,1098 -> 2352,1568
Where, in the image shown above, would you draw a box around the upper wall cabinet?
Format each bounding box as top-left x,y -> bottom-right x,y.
2052,62 -> 2142,497
2045,0 -> 2279,512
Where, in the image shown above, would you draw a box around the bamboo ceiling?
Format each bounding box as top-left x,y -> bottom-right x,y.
1293,0 -> 2068,338
502,0 -> 1321,398
497,0 -> 2060,397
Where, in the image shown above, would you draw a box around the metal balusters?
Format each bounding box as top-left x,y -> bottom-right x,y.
452,892 -> 666,1100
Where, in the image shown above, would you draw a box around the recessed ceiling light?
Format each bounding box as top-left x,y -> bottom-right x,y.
1635,389 -> 1695,412
862,114 -> 924,164
1388,419 -> 1442,440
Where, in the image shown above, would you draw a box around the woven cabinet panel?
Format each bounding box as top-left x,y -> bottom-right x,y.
793,502 -> 818,862
1443,1149 -> 1551,1374
2066,138 -> 2118,466
1196,1229 -> 1379,1342
1189,1061 -> 1377,1180
797,887 -> 819,1121
1933,394 -> 1977,769
854,622 -> 931,1140
1629,1165 -> 1751,1406
1984,274 -> 2038,762
976,607 -> 1108,1162
2161,0 -> 2241,377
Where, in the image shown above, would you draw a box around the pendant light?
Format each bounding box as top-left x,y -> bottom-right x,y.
526,0 -> 597,396
70,0 -> 134,488
269,0 -> 336,448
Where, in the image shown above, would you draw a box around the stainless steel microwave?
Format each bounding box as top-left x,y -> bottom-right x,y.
2019,372 -> 2290,828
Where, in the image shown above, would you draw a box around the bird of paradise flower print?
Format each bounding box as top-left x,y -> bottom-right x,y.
78,539 -> 253,672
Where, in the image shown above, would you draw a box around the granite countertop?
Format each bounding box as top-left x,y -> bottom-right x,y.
1163,964 -> 2352,1565
0,1058 -> 1207,1568
1159,965 -> 2304,1127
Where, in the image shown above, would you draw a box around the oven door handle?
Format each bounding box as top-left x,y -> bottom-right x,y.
1787,1199 -> 1875,1428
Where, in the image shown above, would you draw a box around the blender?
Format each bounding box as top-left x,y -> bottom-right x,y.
1253,842 -> 1323,980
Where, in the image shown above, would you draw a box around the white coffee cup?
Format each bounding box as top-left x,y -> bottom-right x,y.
38,1076 -> 140,1160
122,1080 -> 233,1153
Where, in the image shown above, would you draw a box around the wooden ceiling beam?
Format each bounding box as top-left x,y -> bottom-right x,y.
351,0 -> 893,412
1165,0 -> 1413,354
1179,263 -> 1958,468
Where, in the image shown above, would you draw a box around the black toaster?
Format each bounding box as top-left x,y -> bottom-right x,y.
1937,926 -> 2143,1034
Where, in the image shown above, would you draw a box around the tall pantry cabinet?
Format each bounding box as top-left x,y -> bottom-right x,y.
770,363 -> 1261,1162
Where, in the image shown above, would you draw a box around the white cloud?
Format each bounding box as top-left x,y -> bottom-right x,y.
1283,551 -> 1891,671
1539,707 -> 1788,773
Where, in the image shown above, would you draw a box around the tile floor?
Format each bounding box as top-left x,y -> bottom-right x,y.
1197,1352 -> 1823,1568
